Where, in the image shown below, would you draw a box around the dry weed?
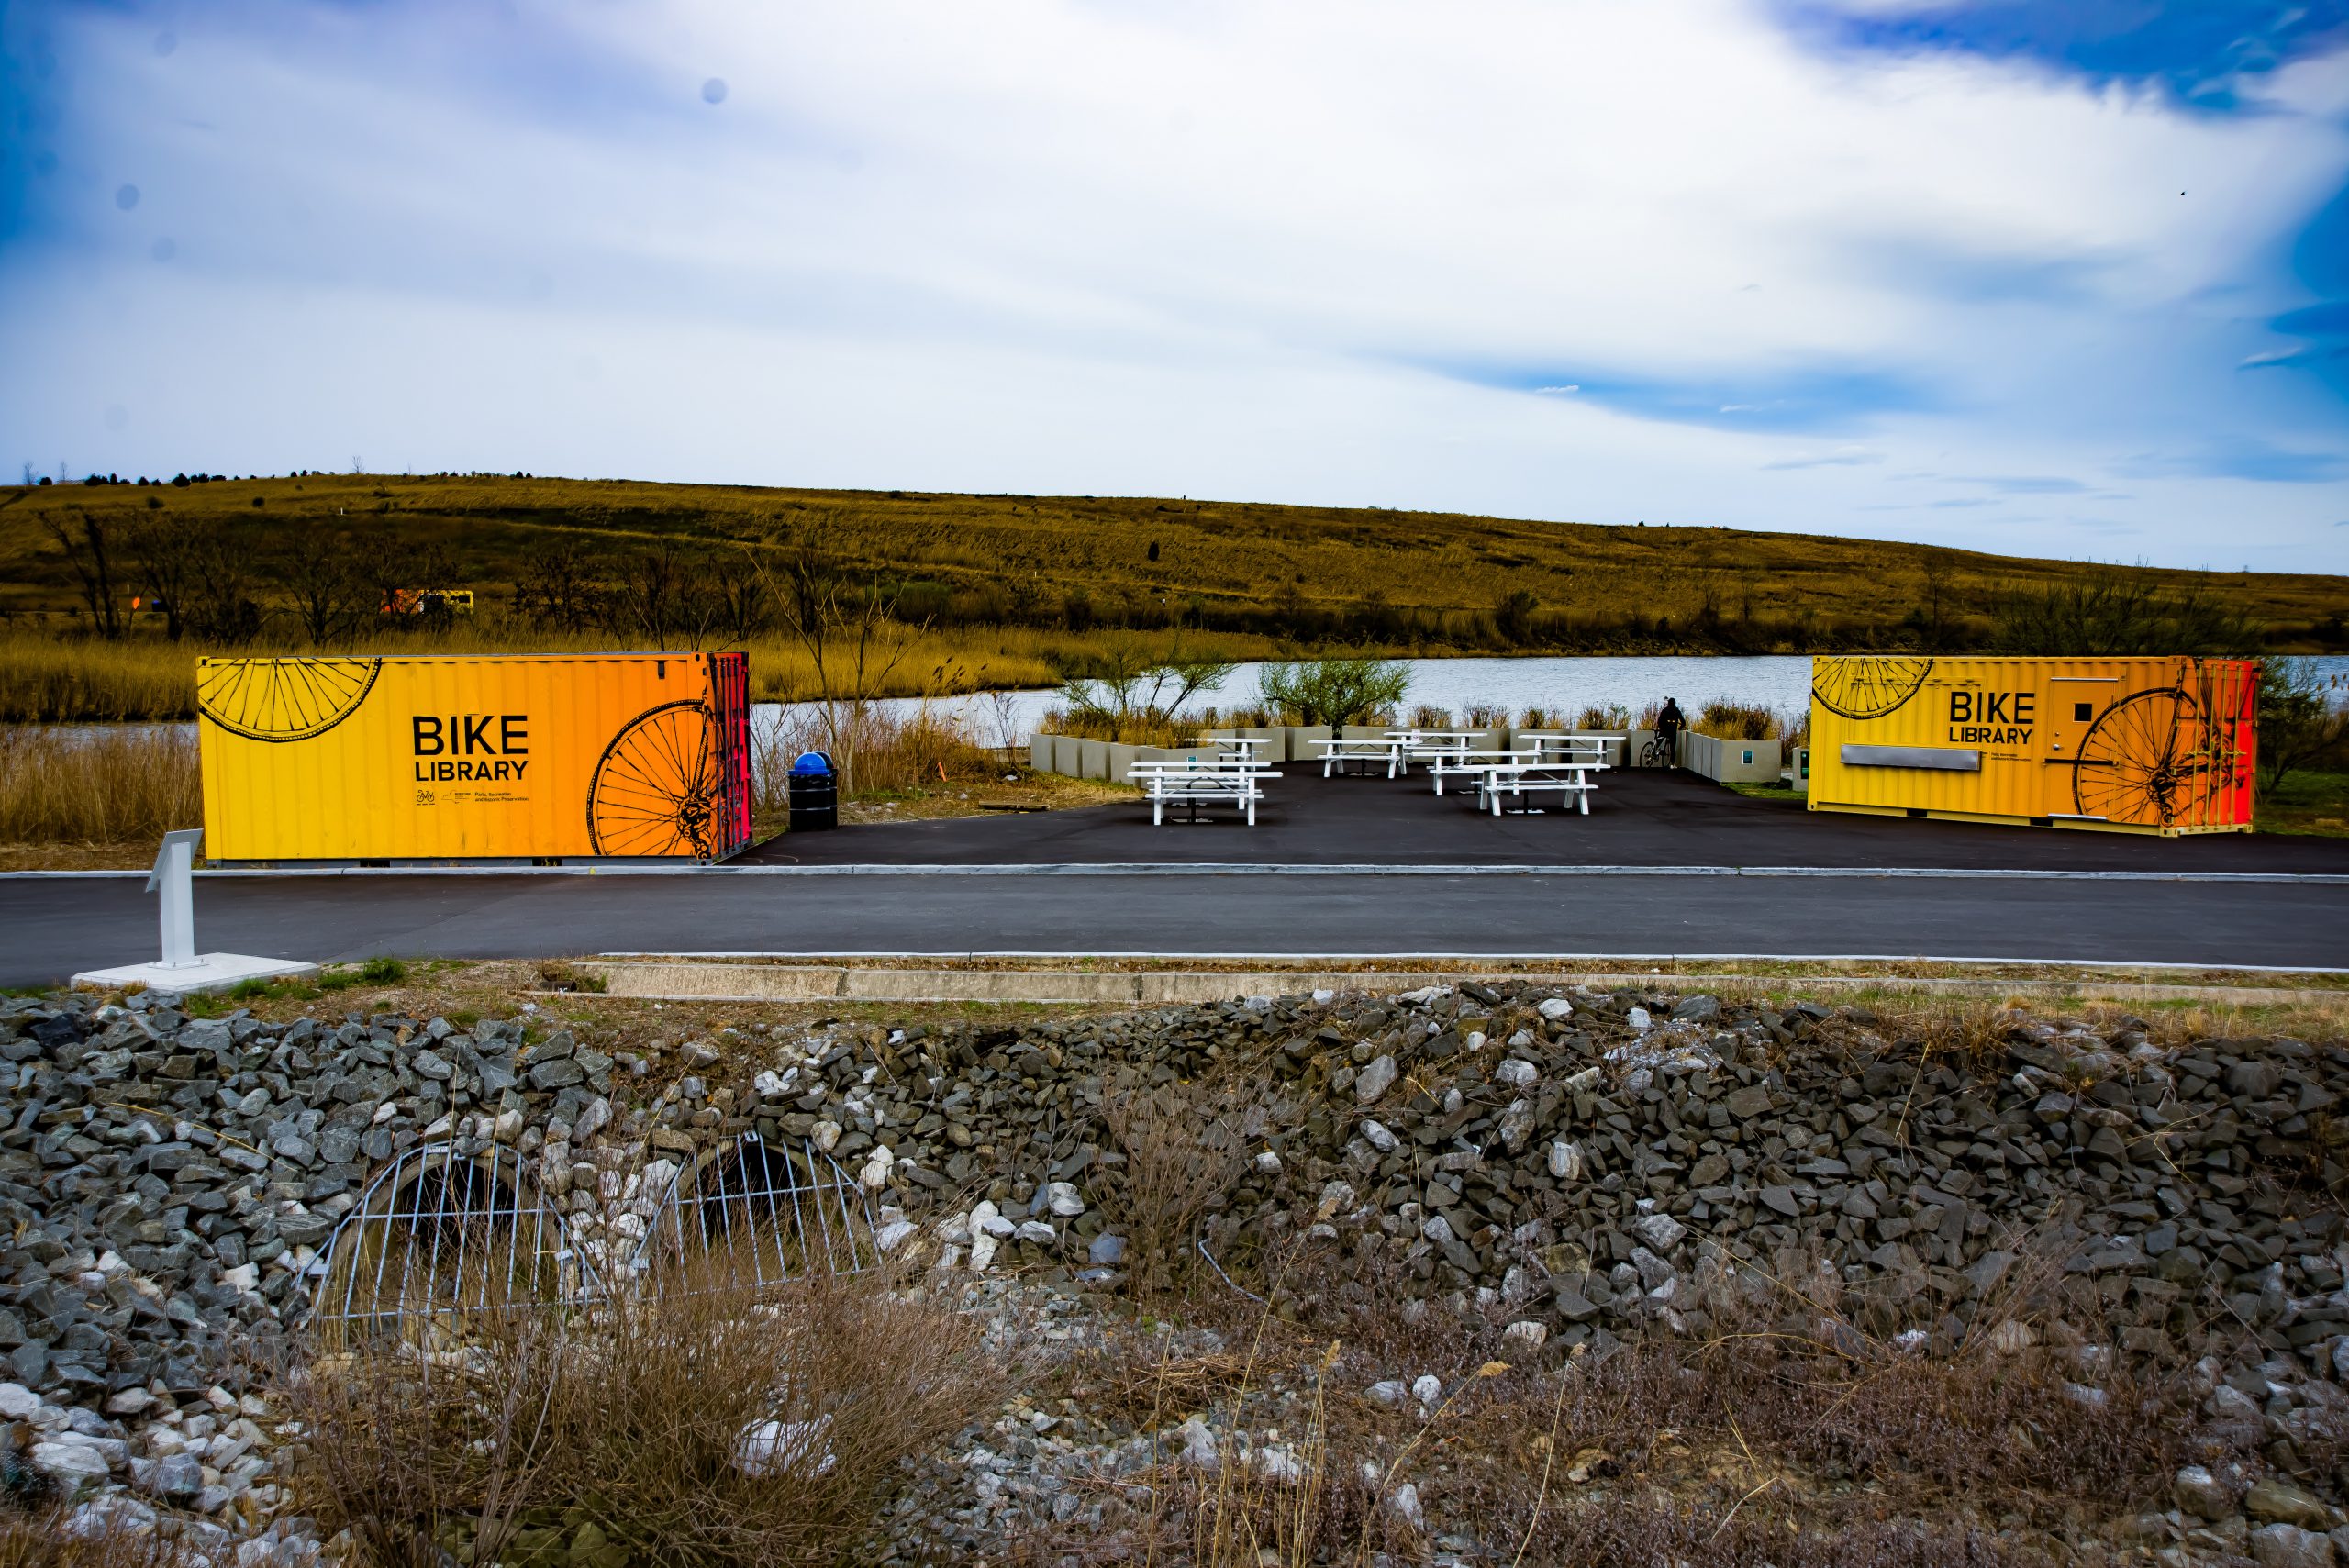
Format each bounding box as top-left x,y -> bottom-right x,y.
1102,1077 -> 1272,1298
284,1266 -> 995,1568
0,1508 -> 202,1568
0,726 -> 200,846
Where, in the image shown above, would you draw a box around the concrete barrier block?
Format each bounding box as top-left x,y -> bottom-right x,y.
1030,734 -> 1055,773
1103,741 -> 1140,782
1051,735 -> 1083,776
1075,739 -> 1110,781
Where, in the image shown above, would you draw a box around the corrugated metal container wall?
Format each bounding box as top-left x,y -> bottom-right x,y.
198,652 -> 754,862
1807,656 -> 2256,835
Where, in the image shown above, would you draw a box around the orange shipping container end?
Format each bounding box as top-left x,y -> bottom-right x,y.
198,652 -> 753,863
1807,655 -> 2256,835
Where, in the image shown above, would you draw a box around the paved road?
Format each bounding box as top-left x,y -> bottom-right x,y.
5,868 -> 2344,985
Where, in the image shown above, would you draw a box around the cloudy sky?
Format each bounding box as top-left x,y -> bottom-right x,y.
4,0 -> 2346,571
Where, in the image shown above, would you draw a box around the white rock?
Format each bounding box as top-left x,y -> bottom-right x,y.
1179,1415 -> 1219,1470
857,1145 -> 894,1190
1254,1446 -> 1306,1484
971,1201 -> 1016,1240
1044,1181 -> 1085,1217
874,1218 -> 917,1252
1359,1119 -> 1397,1153
1502,1320 -> 1549,1351
1892,1329 -> 1931,1355
1987,1320 -> 2038,1354
1494,1059 -> 1538,1088
33,1438 -> 113,1484
104,1387 -> 155,1417
0,1383 -> 39,1418
1013,1219 -> 1057,1245
1252,1151 -> 1283,1175
733,1414 -> 837,1479
752,1070 -> 787,1099
1627,1006 -> 1652,1030
811,1119 -> 842,1152
1365,1380 -> 1408,1407
220,1263 -> 261,1295
1537,998 -> 1573,1020
1548,1140 -> 1584,1181
1564,1066 -> 1601,1092
2064,1382 -> 2110,1408
1316,1180 -> 1357,1219
1410,1374 -> 1442,1408
1354,1053 -> 1398,1104
1421,1214 -> 1455,1246
968,1232 -> 999,1272
1464,1031 -> 1487,1052
1388,1482 -> 1425,1529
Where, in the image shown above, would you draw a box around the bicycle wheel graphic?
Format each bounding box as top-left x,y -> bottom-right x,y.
588,700 -> 720,858
197,657 -> 381,742
2073,686 -> 2222,828
1811,657 -> 1932,720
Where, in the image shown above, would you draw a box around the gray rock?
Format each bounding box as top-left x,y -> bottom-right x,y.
1353,1054 -> 1397,1104
1631,1213 -> 1687,1251
2251,1523 -> 2333,1568
2174,1465 -> 2232,1520
2248,1478 -> 2338,1530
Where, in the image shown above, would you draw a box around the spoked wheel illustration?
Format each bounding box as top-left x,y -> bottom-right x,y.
1811,657 -> 1932,719
588,700 -> 720,858
2072,686 -> 2226,828
197,657 -> 381,742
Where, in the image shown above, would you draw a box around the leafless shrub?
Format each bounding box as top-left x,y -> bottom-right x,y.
284,1265 -> 995,1568
1101,1079 -> 1268,1298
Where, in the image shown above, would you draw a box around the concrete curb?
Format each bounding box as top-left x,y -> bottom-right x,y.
583,960 -> 2349,1006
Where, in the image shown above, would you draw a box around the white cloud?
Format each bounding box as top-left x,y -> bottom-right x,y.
2,0 -> 2344,569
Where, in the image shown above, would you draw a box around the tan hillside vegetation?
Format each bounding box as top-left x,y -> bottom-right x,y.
2,472 -> 2342,720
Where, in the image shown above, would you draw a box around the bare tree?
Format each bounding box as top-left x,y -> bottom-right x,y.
182,520 -> 267,644
751,520 -> 930,784
45,510 -> 125,638
123,516 -> 196,640
514,537 -> 607,631
280,527 -> 370,645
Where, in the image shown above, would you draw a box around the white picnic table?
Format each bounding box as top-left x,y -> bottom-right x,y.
1127,755 -> 1283,826
1512,731 -> 1617,764
1432,753 -> 1609,815
1305,734 -> 1411,778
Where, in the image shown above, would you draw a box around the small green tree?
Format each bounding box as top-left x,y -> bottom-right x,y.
2257,657 -> 2349,793
1059,645 -> 1231,741
1256,657 -> 1409,733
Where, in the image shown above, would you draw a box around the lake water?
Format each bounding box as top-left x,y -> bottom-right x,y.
755,652 -> 2349,743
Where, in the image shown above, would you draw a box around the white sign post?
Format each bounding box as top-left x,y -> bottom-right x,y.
72,830 -> 320,995
149,828 -> 203,969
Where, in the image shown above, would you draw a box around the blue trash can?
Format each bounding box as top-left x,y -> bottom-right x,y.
786,751 -> 838,831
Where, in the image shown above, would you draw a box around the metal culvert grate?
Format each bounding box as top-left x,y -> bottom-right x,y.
633,1134 -> 878,1290
306,1141 -> 601,1339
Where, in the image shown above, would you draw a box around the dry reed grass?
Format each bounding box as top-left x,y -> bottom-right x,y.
1100,1078 -> 1267,1299
0,726 -> 200,845
284,1264 -> 995,1568
0,1508 -> 201,1568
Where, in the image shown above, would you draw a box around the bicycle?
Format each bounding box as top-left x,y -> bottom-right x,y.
1639,730 -> 1679,769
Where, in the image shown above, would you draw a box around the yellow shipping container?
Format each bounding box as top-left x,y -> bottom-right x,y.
198,652 -> 754,862
1808,655 -> 2257,835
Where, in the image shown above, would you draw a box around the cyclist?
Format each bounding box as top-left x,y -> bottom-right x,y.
1651,697 -> 1686,767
